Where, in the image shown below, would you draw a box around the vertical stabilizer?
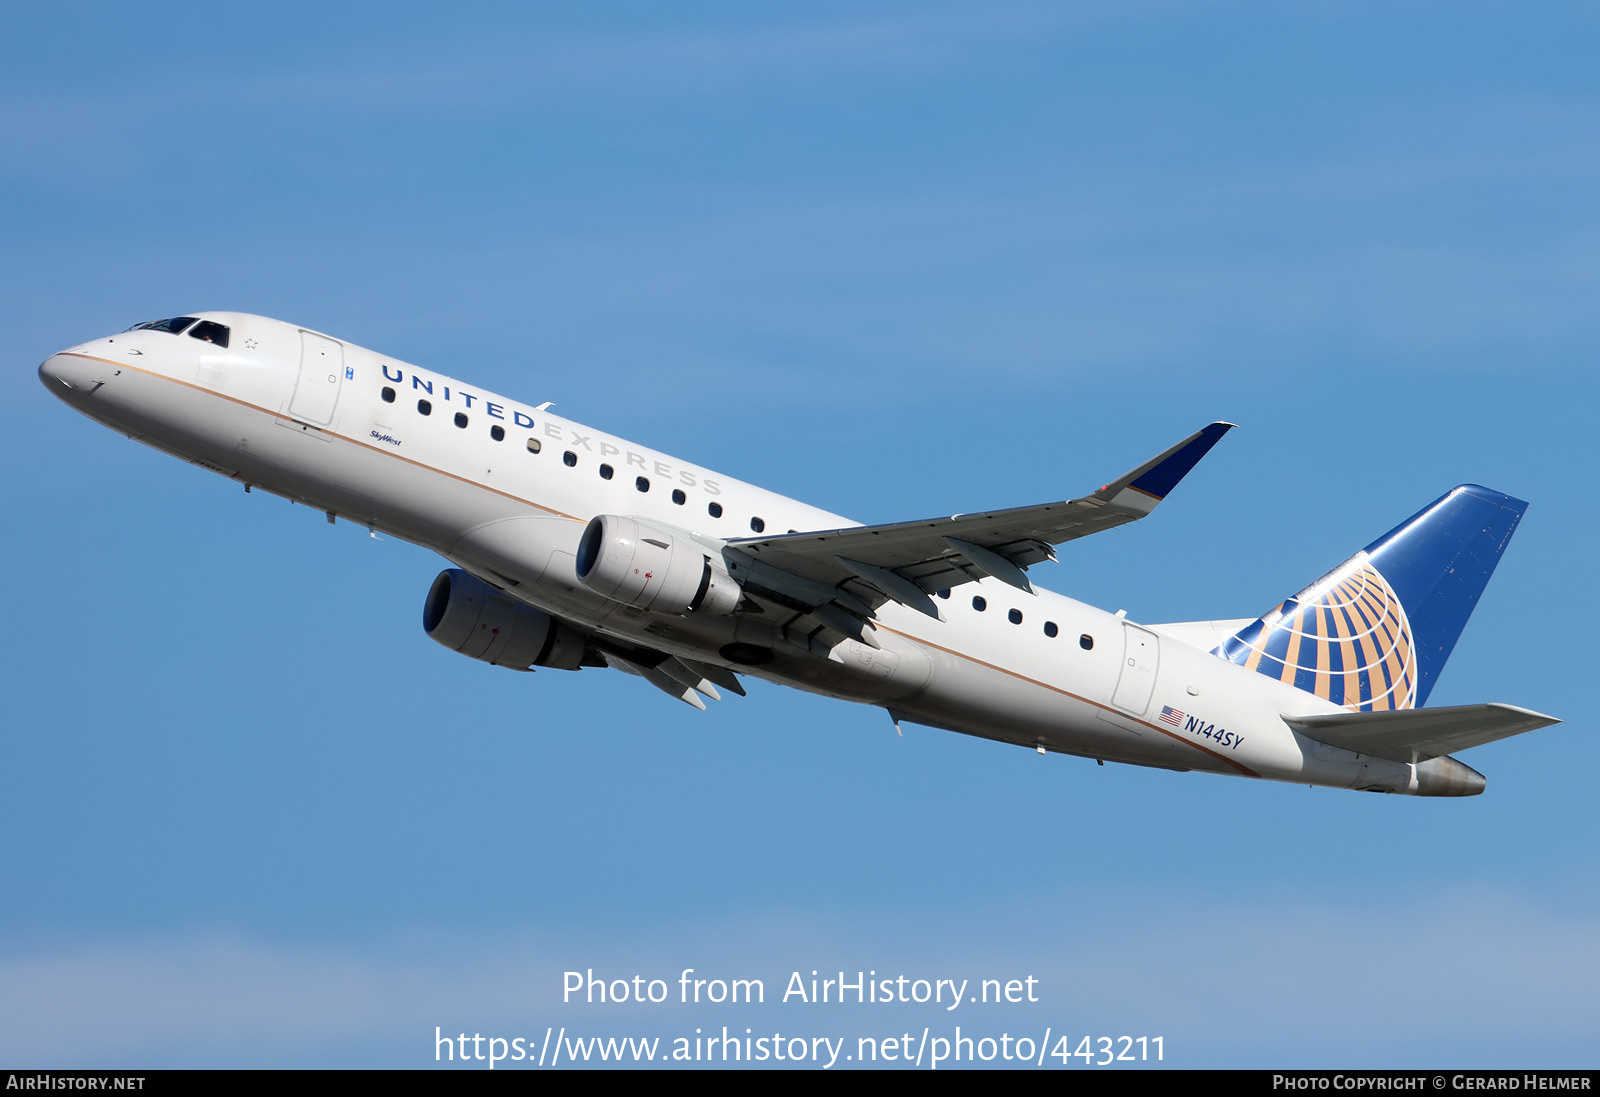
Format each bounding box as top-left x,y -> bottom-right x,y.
1215,486 -> 1526,710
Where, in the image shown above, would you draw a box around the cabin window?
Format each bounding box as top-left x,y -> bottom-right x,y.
636,476 -> 649,492
1044,621 -> 1059,638
672,489 -> 686,505
1008,608 -> 1023,625
381,387 -> 395,403
526,438 -> 542,454
936,589 -> 950,600
417,399 -> 432,415
972,596 -> 987,612
708,502 -> 723,518
1079,634 -> 1094,650
563,451 -> 577,467
490,425 -> 504,441
454,412 -> 468,429
750,517 -> 765,533
188,321 -> 230,348
599,464 -> 614,480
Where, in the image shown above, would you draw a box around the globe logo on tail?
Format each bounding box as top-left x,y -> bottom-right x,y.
1216,553 -> 1417,711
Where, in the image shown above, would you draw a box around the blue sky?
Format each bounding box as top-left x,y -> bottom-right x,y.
2,1 -> 1596,1068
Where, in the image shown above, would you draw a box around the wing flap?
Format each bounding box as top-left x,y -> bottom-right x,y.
601,651 -> 709,710
1283,703 -> 1560,762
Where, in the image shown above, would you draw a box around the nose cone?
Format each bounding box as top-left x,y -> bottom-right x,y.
38,352 -> 99,402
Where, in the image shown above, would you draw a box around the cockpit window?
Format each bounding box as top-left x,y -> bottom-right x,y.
130,317 -> 197,334
188,321 -> 230,348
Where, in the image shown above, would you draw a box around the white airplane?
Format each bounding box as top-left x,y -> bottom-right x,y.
39,312 -> 1559,796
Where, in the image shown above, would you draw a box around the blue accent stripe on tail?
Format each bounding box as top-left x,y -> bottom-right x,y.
1360,485 -> 1526,707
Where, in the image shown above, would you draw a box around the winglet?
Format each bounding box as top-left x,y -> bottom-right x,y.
1097,422 -> 1235,508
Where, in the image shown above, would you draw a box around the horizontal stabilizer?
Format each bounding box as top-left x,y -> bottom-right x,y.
1283,703 -> 1560,762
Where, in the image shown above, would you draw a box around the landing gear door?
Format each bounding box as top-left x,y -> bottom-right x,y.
1111,623 -> 1160,715
290,331 -> 345,426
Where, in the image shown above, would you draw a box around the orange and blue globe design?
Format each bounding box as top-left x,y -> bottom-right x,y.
1216,554 -> 1418,712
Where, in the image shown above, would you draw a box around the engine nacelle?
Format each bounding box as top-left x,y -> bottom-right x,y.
575,515 -> 741,615
422,569 -> 585,670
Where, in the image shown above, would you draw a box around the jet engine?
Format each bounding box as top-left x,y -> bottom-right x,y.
422,569 -> 585,670
575,515 -> 741,615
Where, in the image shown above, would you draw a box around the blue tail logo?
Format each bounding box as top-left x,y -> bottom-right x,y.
1215,485 -> 1527,710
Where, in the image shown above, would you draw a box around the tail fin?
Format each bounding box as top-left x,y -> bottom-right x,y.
1215,485 -> 1527,710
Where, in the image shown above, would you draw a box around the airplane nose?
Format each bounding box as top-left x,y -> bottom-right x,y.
38,352 -> 97,399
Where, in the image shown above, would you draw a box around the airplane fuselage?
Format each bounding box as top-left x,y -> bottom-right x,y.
38,312 -> 1487,796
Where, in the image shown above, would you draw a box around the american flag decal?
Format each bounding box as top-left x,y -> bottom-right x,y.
1159,705 -> 1184,728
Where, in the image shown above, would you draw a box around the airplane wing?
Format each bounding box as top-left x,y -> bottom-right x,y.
725,422 -> 1234,621
1283,703 -> 1561,762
